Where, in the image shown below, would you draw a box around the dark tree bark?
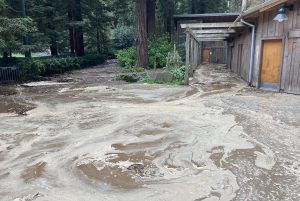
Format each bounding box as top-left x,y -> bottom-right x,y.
191,0 -> 196,14
68,1 -> 75,55
74,0 -> 84,56
147,0 -> 156,38
199,0 -> 205,14
136,0 -> 148,68
46,1 -> 58,56
68,0 -> 84,56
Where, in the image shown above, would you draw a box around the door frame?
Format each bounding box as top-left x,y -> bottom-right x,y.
258,37 -> 285,90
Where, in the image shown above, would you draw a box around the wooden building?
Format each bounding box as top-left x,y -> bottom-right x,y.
174,13 -> 240,65
174,0 -> 300,95
230,0 -> 300,94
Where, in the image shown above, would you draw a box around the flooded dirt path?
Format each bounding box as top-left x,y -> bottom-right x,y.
0,64 -> 299,201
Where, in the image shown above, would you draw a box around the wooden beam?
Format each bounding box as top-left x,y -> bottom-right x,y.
184,33 -> 190,85
196,34 -> 231,38
196,38 -> 226,41
181,22 -> 244,29
193,29 -> 236,34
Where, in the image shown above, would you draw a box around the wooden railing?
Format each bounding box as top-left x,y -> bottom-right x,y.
184,28 -> 202,85
0,67 -> 20,83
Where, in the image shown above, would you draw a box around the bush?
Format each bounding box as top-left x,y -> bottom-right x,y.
18,54 -> 106,80
116,47 -> 136,69
148,36 -> 173,69
113,25 -> 135,50
116,36 -> 173,69
169,65 -> 185,83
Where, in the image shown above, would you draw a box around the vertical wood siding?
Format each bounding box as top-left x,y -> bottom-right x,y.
233,0 -> 300,94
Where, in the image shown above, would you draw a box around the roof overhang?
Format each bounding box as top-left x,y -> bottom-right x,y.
242,0 -> 295,18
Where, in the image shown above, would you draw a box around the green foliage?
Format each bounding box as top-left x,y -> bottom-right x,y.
169,65 -> 185,82
18,54 -> 105,80
148,36 -> 173,69
117,36 -> 173,69
113,25 -> 135,50
116,46 -> 136,68
113,73 -> 139,83
166,45 -> 183,69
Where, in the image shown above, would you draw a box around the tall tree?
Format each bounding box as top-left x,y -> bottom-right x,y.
135,0 -> 148,68
147,0 -> 156,38
68,0 -> 84,56
191,0 -> 196,14
0,0 -> 36,57
82,0 -> 113,54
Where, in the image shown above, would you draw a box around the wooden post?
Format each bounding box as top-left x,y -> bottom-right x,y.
184,32 -> 190,85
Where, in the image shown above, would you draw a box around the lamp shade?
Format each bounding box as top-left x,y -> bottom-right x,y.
274,7 -> 288,22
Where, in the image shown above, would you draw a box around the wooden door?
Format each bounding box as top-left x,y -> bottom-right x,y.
202,48 -> 210,63
261,40 -> 282,85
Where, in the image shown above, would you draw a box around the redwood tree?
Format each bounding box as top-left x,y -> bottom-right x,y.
136,0 -> 148,68
68,0 -> 84,56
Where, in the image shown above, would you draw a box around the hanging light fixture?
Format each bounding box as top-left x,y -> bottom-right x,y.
274,4 -> 294,22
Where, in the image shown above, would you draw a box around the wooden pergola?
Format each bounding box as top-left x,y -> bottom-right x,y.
180,21 -> 245,85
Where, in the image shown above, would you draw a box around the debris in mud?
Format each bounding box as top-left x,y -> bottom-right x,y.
127,164 -> 145,175
57,77 -> 74,83
9,104 -> 35,115
0,86 -> 17,96
21,162 -> 47,183
13,193 -> 41,201
114,73 -> 139,83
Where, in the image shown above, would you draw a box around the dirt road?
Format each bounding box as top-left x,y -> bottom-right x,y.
0,64 -> 299,201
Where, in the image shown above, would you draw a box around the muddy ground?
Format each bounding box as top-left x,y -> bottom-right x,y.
0,63 -> 299,201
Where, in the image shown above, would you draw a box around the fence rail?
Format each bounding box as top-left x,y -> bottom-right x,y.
0,67 -> 20,83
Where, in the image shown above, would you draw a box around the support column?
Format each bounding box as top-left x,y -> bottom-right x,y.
184,32 -> 190,85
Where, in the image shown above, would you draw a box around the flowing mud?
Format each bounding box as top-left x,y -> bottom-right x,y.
0,64 -> 299,201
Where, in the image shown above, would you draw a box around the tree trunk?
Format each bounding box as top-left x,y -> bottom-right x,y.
147,0 -> 156,38
136,0 -> 148,68
96,28 -> 101,53
191,0 -> 196,14
68,0 -> 75,55
68,0 -> 84,56
199,0 -> 205,14
46,1 -> 58,56
74,0 -> 84,56
241,0 -> 248,11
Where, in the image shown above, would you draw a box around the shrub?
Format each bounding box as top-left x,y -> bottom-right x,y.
148,36 -> 173,69
18,54 -> 106,80
166,45 -> 183,70
116,36 -> 173,69
169,65 -> 185,83
113,25 -> 135,50
116,46 -> 136,68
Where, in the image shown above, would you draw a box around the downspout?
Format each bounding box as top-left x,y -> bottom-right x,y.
240,18 -> 255,86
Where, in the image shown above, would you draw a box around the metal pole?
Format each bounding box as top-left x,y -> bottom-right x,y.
20,0 -> 31,59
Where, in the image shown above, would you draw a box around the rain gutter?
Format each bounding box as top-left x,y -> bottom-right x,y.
240,18 -> 255,86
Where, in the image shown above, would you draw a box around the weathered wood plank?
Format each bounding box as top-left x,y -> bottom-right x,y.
196,38 -> 226,41
289,29 -> 300,38
290,38 -> 300,93
181,22 -> 244,29
196,34 -> 231,38
184,33 -> 190,85
193,29 -> 236,34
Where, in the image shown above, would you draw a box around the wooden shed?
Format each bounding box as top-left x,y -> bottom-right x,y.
175,0 -> 300,95
230,0 -> 300,94
174,13 -> 240,65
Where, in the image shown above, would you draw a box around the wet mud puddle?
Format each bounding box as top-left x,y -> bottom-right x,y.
0,65 -> 299,201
